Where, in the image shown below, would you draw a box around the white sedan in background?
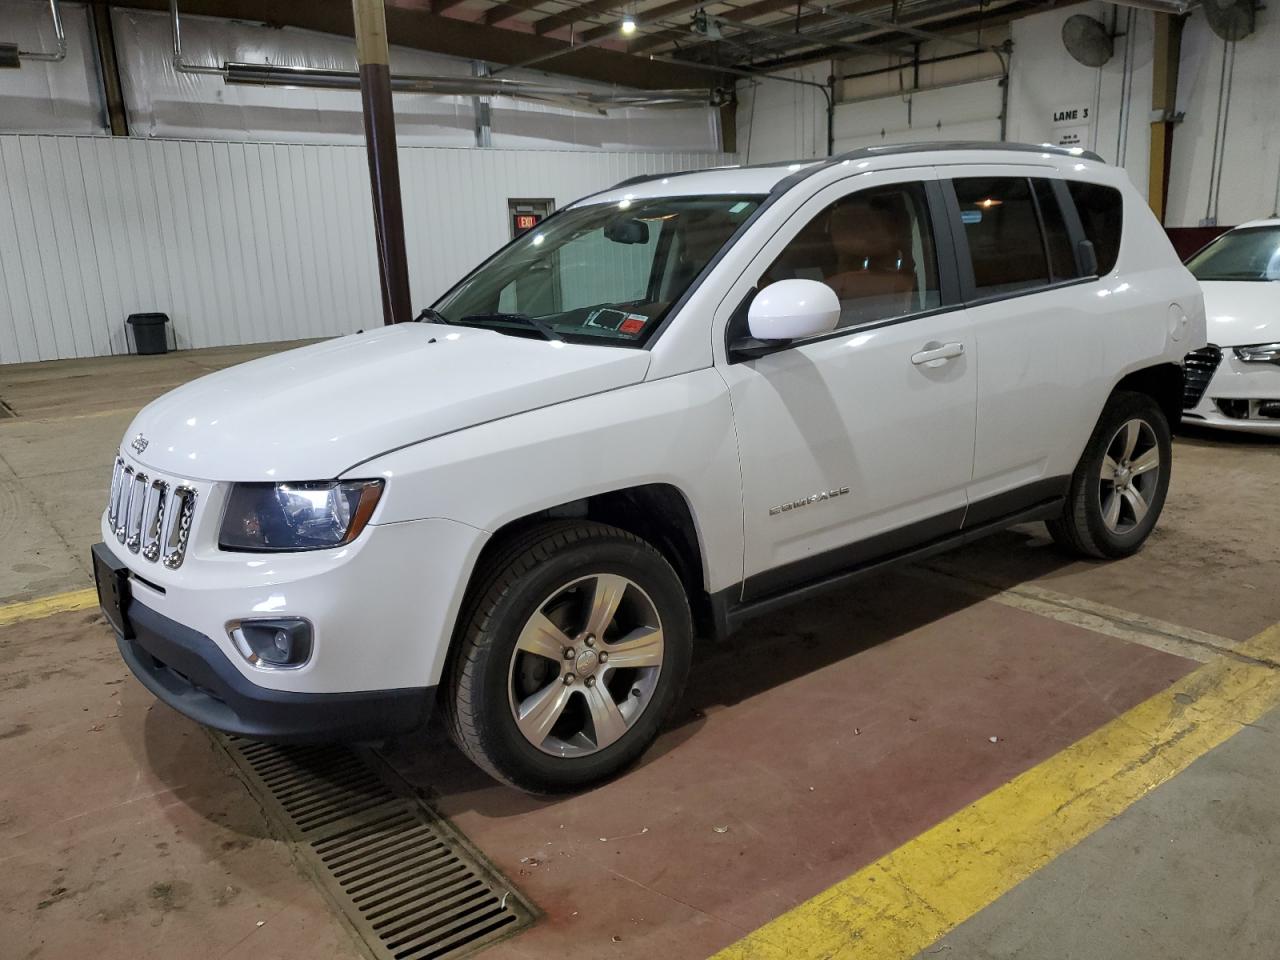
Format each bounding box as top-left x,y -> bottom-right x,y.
1183,219 -> 1280,435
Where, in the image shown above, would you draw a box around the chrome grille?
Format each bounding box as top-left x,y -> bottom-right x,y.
107,457 -> 197,569
1183,345 -> 1222,408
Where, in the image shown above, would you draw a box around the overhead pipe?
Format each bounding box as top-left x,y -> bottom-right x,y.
799,3 -> 1003,56
221,62 -> 712,107
16,0 -> 66,63
170,0 -> 220,75
170,0 -> 712,109
1108,0 -> 1198,13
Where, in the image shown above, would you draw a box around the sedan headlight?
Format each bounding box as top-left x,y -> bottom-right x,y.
219,480 -> 384,552
1233,343 -> 1280,363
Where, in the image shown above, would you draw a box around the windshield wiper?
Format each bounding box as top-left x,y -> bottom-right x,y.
413,306 -> 453,324
458,312 -> 564,342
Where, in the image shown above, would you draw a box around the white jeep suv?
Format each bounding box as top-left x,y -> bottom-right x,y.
94,143 -> 1205,793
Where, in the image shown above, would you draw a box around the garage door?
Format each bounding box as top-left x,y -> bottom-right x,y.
832,78 -> 1004,152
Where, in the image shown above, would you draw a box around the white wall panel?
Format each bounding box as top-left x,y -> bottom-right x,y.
832,79 -> 1003,153
0,134 -> 731,365
1006,2 -> 1153,199
1165,6 -> 1280,228
0,1 -> 105,135
736,63 -> 831,164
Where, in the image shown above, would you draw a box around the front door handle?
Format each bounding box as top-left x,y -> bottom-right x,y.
911,341 -> 965,368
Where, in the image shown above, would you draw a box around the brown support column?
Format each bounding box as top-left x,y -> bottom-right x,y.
90,4 -> 129,136
719,101 -> 737,155
1148,12 -> 1184,223
353,0 -> 412,325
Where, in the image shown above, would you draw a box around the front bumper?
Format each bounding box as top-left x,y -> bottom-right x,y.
106,562 -> 435,742
1183,349 -> 1280,435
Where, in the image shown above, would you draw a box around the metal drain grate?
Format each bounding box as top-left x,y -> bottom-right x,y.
221,739 -> 535,959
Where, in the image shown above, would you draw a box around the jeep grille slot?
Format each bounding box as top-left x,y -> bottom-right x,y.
1183,345 -> 1222,409
106,458 -> 196,569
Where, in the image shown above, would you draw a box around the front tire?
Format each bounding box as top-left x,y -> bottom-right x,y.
444,520 -> 693,794
1048,390 -> 1171,559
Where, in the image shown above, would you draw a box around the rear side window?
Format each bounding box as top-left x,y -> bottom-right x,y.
1032,179 -> 1079,282
953,177 -> 1049,295
1065,180 -> 1123,274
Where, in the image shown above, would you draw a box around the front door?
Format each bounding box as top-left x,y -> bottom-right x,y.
716,168 -> 978,601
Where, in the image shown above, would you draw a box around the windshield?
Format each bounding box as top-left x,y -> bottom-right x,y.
1187,226 -> 1280,281
433,194 -> 763,346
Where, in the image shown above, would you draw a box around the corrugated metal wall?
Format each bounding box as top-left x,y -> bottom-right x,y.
0,135 -> 731,364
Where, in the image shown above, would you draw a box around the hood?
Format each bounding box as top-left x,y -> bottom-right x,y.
125,324 -> 651,480
1200,281 -> 1280,347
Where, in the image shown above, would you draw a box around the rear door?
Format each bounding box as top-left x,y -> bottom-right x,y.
939,167 -> 1104,523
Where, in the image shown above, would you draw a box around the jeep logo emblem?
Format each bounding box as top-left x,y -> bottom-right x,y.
130,433 -> 149,455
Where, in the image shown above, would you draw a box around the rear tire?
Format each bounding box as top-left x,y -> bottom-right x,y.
1047,390 -> 1171,559
444,520 -> 692,794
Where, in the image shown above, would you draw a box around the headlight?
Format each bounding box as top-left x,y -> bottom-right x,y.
1234,343 -> 1280,363
219,480 -> 384,552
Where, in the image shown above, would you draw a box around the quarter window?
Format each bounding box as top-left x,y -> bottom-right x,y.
1065,180 -> 1123,274
953,177 -> 1049,295
762,181 -> 941,331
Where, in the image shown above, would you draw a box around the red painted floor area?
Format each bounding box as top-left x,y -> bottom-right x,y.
0,610 -> 365,960
387,569 -> 1199,959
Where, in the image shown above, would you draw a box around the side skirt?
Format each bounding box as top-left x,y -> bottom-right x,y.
710,491 -> 1066,639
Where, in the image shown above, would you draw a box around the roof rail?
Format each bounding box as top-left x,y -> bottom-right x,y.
827,141 -> 1105,164
596,142 -> 1103,203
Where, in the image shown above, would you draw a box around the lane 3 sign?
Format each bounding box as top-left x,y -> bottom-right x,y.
1052,104 -> 1091,126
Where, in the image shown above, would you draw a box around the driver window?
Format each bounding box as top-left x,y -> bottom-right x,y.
762,181 -> 941,331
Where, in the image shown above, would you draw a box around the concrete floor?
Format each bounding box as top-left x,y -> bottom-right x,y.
0,342 -> 314,603
1,345 -> 1278,959
926,703 -> 1280,959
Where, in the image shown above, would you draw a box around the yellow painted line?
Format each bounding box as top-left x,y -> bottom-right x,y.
0,587 -> 99,627
714,622 -> 1280,960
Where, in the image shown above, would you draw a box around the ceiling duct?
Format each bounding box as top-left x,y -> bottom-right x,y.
1202,0 -> 1255,40
1062,14 -> 1114,68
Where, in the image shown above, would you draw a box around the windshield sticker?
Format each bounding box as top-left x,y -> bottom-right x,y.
620,314 -> 648,335
729,201 -> 751,214
585,308 -> 629,331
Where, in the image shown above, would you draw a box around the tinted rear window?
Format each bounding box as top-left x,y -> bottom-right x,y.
1065,180 -> 1123,274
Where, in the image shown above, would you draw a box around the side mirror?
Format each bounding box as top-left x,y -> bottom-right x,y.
752,277 -> 840,337
728,279 -> 841,361
1077,239 -> 1099,277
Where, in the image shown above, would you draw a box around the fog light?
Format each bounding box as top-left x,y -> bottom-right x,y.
230,618 -> 312,668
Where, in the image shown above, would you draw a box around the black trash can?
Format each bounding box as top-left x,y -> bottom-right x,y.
126,313 -> 171,355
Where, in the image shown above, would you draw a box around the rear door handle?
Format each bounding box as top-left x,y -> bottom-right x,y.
911,341 -> 965,368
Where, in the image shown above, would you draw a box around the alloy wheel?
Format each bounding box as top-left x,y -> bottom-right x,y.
507,573 -> 665,757
1098,417 -> 1161,535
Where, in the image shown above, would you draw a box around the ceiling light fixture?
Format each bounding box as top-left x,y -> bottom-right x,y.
621,13 -> 637,34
